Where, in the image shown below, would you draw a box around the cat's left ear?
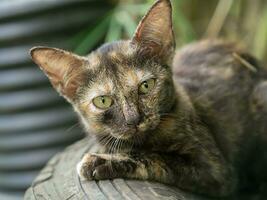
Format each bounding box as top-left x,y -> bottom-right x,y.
30,47 -> 87,102
132,0 -> 175,65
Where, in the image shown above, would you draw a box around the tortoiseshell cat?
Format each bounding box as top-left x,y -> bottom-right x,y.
30,0 -> 267,197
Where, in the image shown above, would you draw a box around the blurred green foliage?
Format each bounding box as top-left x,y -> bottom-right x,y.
70,0 -> 267,64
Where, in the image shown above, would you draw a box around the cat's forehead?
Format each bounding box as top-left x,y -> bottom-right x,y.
90,42 -> 146,80
81,41 -> 154,98
88,40 -> 135,67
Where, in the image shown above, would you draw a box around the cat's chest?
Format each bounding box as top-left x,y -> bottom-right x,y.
139,129 -> 189,153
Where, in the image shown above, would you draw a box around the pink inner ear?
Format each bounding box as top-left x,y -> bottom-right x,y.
31,47 -> 86,100
134,0 -> 172,40
61,71 -> 86,98
132,0 -> 175,61
48,58 -> 86,99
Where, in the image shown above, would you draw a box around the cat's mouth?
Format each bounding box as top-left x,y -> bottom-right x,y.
111,114 -> 160,140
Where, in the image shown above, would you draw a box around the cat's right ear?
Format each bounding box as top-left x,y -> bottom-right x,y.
30,47 -> 87,102
131,0 -> 175,65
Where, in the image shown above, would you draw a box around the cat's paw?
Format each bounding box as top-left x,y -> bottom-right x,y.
77,153 -> 134,180
77,153 -> 103,180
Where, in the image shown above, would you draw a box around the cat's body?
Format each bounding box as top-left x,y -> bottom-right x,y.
173,40 -> 267,193
30,0 -> 267,197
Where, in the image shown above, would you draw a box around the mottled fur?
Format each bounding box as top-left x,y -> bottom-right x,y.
31,0 -> 267,197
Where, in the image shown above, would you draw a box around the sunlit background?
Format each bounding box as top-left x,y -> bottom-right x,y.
0,0 -> 266,199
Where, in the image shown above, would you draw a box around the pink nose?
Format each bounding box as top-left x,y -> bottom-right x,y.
122,102 -> 140,126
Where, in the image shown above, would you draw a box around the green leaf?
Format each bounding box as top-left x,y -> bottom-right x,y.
122,3 -> 150,15
74,12 -> 112,55
105,11 -> 123,42
253,7 -> 267,59
173,1 -> 196,45
116,11 -> 137,38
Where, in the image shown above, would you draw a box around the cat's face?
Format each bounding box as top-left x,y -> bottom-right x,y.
30,0 -> 175,144
75,41 -> 175,141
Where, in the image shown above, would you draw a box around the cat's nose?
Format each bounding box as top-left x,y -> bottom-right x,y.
126,114 -> 141,126
122,103 -> 140,126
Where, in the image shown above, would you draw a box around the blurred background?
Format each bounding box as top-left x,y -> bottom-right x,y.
0,0 -> 266,199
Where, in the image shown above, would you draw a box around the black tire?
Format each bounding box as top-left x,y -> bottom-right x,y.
24,137 -> 208,200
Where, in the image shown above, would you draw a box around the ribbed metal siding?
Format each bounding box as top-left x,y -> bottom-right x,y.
0,0 -> 113,199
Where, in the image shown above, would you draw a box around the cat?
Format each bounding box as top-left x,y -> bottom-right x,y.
30,0 -> 267,197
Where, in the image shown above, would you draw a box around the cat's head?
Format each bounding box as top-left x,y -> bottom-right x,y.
30,0 -> 176,146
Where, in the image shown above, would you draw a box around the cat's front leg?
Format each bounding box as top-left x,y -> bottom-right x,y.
77,153 -> 139,181
77,153 -> 174,183
77,151 -> 236,197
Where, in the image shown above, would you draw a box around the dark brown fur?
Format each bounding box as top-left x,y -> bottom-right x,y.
30,0 -> 267,197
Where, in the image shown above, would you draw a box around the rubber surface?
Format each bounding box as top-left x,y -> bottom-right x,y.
24,137 -> 207,200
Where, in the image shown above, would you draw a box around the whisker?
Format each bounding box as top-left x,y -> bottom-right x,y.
65,122 -> 80,133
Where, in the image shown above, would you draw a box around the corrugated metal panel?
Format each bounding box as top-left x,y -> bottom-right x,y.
0,0 -> 114,199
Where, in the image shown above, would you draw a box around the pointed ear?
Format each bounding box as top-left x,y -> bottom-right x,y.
30,47 -> 87,101
132,0 -> 175,64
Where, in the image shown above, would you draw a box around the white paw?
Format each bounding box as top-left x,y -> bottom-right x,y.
76,155 -> 89,179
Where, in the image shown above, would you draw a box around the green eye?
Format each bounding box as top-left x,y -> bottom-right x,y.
139,78 -> 155,94
93,96 -> 113,109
